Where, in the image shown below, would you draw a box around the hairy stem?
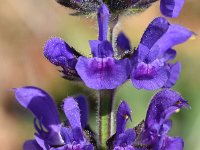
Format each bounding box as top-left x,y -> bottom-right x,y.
109,15 -> 119,57
97,90 -> 115,149
96,15 -> 119,149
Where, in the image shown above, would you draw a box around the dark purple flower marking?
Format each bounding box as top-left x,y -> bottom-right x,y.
14,86 -> 93,150
117,17 -> 192,90
75,4 -> 131,89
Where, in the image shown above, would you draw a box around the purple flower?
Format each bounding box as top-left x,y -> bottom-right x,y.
44,37 -> 81,81
14,86 -> 94,150
75,4 -> 131,89
138,89 -> 190,150
44,4 -> 130,90
113,101 -> 136,150
117,17 -> 193,90
112,89 -> 189,150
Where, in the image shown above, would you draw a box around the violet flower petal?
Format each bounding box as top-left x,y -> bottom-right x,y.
146,45 -> 160,63
98,4 -> 110,41
76,56 -> 131,89
14,86 -> 61,131
60,127 -> 73,144
161,49 -> 177,62
23,140 -> 42,150
118,129 -> 136,146
63,97 -> 94,149
161,136 -> 184,150
140,17 -> 169,50
116,101 -> 132,136
44,37 -> 81,81
137,44 -> 150,62
131,62 -> 168,90
44,37 -> 75,67
117,32 -> 131,51
72,127 -> 84,143
51,143 -> 94,150
60,127 -> 94,150
114,146 -> 135,150
160,0 -> 185,18
160,120 -> 172,136
154,24 -> 193,55
89,40 -> 113,58
145,89 -> 190,132
114,101 -> 136,150
137,44 -> 160,63
15,86 -> 64,146
34,134 -> 50,150
114,129 -> 136,149
140,17 -> 192,54
164,62 -> 181,88
75,95 -> 88,128
63,97 -> 82,130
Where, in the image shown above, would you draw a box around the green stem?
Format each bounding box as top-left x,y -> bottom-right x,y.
97,90 -> 115,150
96,15 -> 119,150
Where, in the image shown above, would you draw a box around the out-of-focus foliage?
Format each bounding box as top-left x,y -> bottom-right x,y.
0,0 -> 199,150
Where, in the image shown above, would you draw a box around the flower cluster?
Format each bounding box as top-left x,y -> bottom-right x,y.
14,1 -> 193,150
44,4 -> 192,91
14,87 -> 190,150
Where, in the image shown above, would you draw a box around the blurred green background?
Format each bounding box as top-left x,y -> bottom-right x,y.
0,0 -> 199,149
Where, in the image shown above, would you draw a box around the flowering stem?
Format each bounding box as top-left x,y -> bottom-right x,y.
97,90 -> 115,149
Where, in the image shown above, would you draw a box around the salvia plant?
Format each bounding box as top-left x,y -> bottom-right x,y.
14,0 -> 194,150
